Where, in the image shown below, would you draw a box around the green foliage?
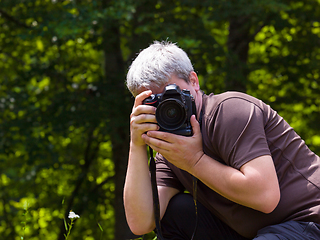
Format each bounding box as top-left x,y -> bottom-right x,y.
1,0 -> 320,239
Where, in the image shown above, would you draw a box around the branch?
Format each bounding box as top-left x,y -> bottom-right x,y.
83,127 -> 96,168
90,175 -> 115,194
0,50 -> 26,66
249,23 -> 266,43
234,21 -> 267,56
0,9 -> 31,29
247,13 -> 275,45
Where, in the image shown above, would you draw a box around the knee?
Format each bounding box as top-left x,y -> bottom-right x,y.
161,193 -> 196,239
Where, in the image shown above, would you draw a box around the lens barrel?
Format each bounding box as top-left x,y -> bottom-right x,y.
156,98 -> 187,131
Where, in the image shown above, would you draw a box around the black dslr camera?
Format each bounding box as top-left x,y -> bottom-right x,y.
142,84 -> 196,136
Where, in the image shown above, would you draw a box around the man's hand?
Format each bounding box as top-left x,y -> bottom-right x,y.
142,115 -> 204,173
130,90 -> 159,146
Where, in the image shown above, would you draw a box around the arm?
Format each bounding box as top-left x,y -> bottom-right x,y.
123,91 -> 179,235
191,154 -> 280,213
142,116 -> 280,214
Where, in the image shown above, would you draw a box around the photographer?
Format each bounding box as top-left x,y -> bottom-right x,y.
123,41 -> 320,239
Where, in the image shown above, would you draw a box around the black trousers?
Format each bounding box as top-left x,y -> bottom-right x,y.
160,193 -> 320,240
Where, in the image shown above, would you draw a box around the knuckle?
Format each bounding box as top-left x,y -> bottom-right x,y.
161,132 -> 168,140
176,138 -> 185,145
140,114 -> 147,121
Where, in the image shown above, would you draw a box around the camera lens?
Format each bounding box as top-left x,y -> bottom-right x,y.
156,98 -> 187,131
167,108 -> 177,118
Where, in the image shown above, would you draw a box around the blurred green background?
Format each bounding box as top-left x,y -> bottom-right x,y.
1,0 -> 320,239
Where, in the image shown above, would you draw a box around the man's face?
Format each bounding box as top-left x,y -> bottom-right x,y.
148,73 -> 201,118
137,72 -> 201,118
154,75 -> 196,98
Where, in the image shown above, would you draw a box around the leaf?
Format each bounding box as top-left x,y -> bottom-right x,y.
64,218 -> 68,231
97,222 -> 103,232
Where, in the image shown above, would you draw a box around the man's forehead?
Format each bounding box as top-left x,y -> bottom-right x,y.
137,85 -> 166,95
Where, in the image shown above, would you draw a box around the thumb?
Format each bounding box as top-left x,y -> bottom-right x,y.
190,115 -> 201,136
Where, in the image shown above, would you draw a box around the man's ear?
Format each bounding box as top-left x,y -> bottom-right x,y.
189,71 -> 200,91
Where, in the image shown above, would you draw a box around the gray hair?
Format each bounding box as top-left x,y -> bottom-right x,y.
126,41 -> 194,96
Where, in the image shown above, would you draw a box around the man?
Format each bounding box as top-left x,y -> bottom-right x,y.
123,41 -> 320,239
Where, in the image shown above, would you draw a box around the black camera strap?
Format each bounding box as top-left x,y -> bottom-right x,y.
149,146 -> 165,240
149,146 -> 198,240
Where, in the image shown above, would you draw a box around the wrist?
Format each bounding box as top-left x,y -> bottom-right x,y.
130,140 -> 147,152
130,134 -> 147,147
189,152 -> 206,175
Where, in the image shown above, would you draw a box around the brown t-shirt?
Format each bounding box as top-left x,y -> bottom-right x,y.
155,92 -> 320,238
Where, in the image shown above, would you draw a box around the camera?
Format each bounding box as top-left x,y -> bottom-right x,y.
142,84 -> 196,136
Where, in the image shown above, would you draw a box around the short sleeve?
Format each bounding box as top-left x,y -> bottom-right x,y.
211,98 -> 271,169
155,153 -> 185,192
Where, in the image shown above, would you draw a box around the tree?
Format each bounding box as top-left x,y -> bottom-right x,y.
1,0 -> 320,240
0,0 -> 132,239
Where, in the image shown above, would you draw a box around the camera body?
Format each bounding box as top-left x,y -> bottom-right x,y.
142,84 -> 196,136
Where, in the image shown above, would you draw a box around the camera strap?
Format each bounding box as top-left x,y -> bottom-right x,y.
149,146 -> 165,240
149,146 -> 198,240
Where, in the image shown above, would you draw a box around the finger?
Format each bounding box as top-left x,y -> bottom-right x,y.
190,115 -> 201,136
133,90 -> 153,108
146,130 -> 175,143
131,104 -> 156,118
132,113 -> 157,124
131,123 -> 159,134
142,133 -> 171,152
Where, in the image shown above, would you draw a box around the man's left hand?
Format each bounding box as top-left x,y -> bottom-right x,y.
142,115 -> 204,173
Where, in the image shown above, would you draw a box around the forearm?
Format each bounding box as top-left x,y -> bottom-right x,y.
190,154 -> 279,213
123,143 -> 155,235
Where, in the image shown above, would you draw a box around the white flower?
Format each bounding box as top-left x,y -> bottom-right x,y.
68,211 -> 80,219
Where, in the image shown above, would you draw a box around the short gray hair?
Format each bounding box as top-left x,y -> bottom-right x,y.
126,41 -> 194,96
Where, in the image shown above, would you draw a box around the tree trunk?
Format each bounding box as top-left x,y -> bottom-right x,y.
226,16 -> 251,92
102,18 -> 133,239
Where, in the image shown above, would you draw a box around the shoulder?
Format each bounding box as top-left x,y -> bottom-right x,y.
202,92 -> 268,126
201,92 -> 271,168
203,92 -> 265,113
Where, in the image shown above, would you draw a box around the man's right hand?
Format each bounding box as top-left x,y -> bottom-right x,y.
130,90 -> 159,146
